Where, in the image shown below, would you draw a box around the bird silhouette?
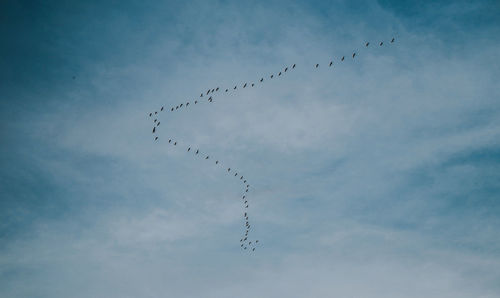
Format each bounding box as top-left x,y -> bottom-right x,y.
260,78 -> 263,82
341,56 -> 345,61
216,87 -> 219,91
161,107 -> 164,111
251,83 -> 254,87
168,139 -> 171,143
270,74 -> 274,78
365,42 -> 370,47
284,67 -> 288,72
149,113 -> 152,117
225,89 -> 228,92
157,122 -> 160,126
187,147 -> 191,152
152,127 -> 156,133
200,93 -> 203,97
278,72 -> 281,76
155,111 -> 157,114
176,106 -> 179,109
315,64 -> 319,68
155,137 -> 158,140
180,104 -> 183,107
292,64 -> 296,68
186,102 -> 190,106
215,160 -> 219,164
380,41 -> 383,46
391,37 -> 395,43
329,61 -> 333,66
243,83 -> 247,88
234,86 -> 237,90
174,142 -> 177,145
171,108 -> 174,111
154,119 -> 157,123
195,150 -> 199,154
228,168 -> 231,171
195,100 -> 198,104
352,53 -> 356,58
211,89 -> 215,93
205,156 -> 209,159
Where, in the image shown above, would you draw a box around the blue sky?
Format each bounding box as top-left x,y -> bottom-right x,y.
1,0 -> 500,297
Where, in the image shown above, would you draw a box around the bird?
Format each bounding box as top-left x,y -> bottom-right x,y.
251,83 -> 254,87
278,72 -> 281,76
205,156 -> 209,159
380,41 -> 383,46
391,37 -> 395,43
225,89 -> 228,92
155,136 -> 158,140
200,93 -> 203,97
329,61 -> 333,66
186,102 -> 190,106
284,67 -> 288,72
352,53 -> 356,58
243,196 -> 245,199
235,173 -> 238,176
240,176 -> 243,179
176,106 -> 179,109
245,189 -> 248,192
249,241 -> 252,245
252,248 -> 255,251
154,119 -> 157,123
246,184 -> 249,188
187,147 -> 191,152
180,103 -> 183,107
157,122 -> 160,126
260,78 -> 263,82
228,168 -> 231,171
244,247 -> 247,250
171,108 -> 174,111
152,127 -> 156,133
211,89 -> 215,93
292,64 -> 296,68
256,240 -> 259,243
244,237 -> 247,241
168,139 -> 171,143
161,107 -> 164,111
216,87 -> 219,91
195,150 -> 199,154
149,113 -> 152,117
315,64 -> 319,68
155,111 -> 157,114
215,160 -> 219,164
243,180 -> 247,183
195,100 -> 198,104
365,42 -> 370,47
206,90 -> 210,95
243,83 -> 247,88
341,56 -> 345,61
208,97 -> 213,102
270,75 -> 274,78
174,142 -> 177,145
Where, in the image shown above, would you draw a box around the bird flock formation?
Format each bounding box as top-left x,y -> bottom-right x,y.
148,37 -> 397,253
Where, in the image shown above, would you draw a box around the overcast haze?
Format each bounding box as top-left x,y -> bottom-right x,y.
1,0 -> 500,297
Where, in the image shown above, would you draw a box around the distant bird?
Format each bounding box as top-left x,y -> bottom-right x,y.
195,150 -> 199,154
365,42 -> 370,47
215,160 -> 219,164
244,247 -> 247,250
315,64 -> 319,68
260,78 -> 263,82
211,89 -> 215,93
200,93 -> 203,97
206,90 -> 210,95
155,111 -> 157,114
341,56 -> 345,61
154,119 -> 157,123
270,75 -> 274,78
246,205 -> 248,208
243,83 -> 247,88
243,180 -> 247,183
216,87 -> 219,91
205,156 -> 209,159
187,147 -> 191,152
225,89 -> 228,92
329,61 -> 333,66
284,67 -> 288,72
246,184 -> 249,188
176,106 -> 179,109
245,189 -> 248,192
174,142 -> 177,145
171,108 -> 174,111
234,86 -> 237,90
168,139 -> 171,143
244,237 -> 247,241
380,41 -> 383,46
244,201 -> 247,204
179,103 -> 183,107
244,212 -> 247,216
157,122 -> 160,126
243,196 -> 245,199
352,53 -> 356,58
252,248 -> 255,251
195,100 -> 198,104
155,137 -> 158,140
149,113 -> 152,117
186,102 -> 189,106
391,37 -> 395,43
228,168 -> 231,171
256,240 -> 259,243
251,83 -> 254,87
292,64 -> 296,68
208,97 -> 212,102
161,107 -> 164,111
240,176 -> 243,179
152,127 -> 156,133
241,244 -> 243,247
278,72 -> 281,76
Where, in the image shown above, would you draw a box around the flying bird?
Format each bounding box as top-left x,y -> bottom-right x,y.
169,139 -> 171,143
186,102 -> 189,106
391,37 -> 395,43
187,147 -> 191,152
149,113 -> 152,117
215,160 -> 219,164
329,61 -> 333,66
216,87 -> 219,91
176,106 -> 179,109
252,248 -> 255,251
292,64 -> 296,68
315,64 -> 319,68
171,108 -> 174,111
251,83 -> 254,87
234,86 -> 237,89
260,78 -> 263,82
179,104 -> 183,107
200,93 -> 203,97
211,89 -> 215,93
380,41 -> 383,46
195,150 -> 199,154
155,111 -> 157,114
155,137 -> 158,140
195,100 -> 198,104
157,122 -> 160,126
206,156 -> 209,159
161,107 -> 164,111
352,53 -> 356,58
365,42 -> 370,47
243,83 -> 247,88
278,72 -> 281,76
154,119 -> 157,123
284,67 -> 288,72
228,168 -> 231,172
225,89 -> 228,92
270,75 -> 274,78
174,142 -> 177,145
152,127 -> 156,133
341,56 -> 345,61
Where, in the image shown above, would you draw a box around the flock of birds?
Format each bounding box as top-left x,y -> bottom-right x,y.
148,37 -> 397,253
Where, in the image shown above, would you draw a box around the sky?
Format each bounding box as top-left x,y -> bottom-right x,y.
1,0 -> 500,297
